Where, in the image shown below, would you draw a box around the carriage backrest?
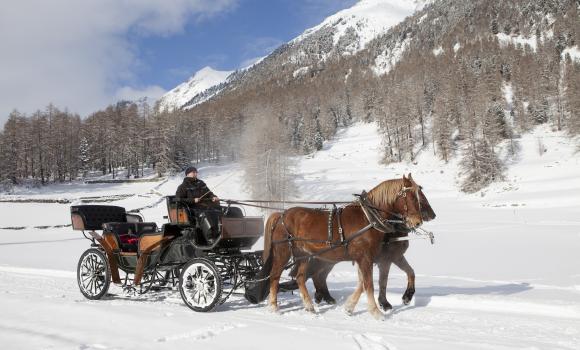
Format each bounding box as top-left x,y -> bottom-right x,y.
166,196 -> 190,224
71,205 -> 127,231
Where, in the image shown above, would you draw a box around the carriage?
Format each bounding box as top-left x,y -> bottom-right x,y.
71,197 -> 264,312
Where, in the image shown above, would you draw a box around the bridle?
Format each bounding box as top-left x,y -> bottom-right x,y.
395,185 -> 422,225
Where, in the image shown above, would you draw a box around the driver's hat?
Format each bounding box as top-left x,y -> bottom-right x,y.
185,166 -> 197,176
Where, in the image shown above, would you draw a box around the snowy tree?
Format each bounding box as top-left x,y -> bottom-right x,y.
79,136 -> 90,178
460,133 -> 504,193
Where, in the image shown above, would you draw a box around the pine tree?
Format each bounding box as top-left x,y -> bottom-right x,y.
460,131 -> 504,193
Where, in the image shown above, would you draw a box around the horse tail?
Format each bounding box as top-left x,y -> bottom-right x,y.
262,212 -> 281,262
244,212 -> 281,304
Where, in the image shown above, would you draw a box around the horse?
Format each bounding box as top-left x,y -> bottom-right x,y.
285,187 -> 436,311
258,174 -> 425,319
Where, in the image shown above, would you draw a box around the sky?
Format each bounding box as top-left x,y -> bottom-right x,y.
0,0 -> 357,126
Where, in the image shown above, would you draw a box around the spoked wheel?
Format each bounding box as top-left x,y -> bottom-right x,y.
179,258 -> 222,312
77,248 -> 111,300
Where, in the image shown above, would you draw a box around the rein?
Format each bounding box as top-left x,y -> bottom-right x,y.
221,199 -> 351,211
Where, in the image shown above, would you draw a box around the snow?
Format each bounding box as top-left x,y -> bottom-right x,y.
432,46 -> 444,56
372,37 -> 411,76
293,0 -> 431,55
158,67 -> 233,112
496,33 -> 538,52
292,66 -> 310,78
502,82 -> 514,127
562,45 -> 580,62
453,42 -> 461,53
1,122 -> 580,349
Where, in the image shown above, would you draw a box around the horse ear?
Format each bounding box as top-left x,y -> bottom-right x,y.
402,174 -> 407,180
408,173 -> 413,180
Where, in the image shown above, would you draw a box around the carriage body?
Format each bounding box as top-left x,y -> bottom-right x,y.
71,199 -> 264,311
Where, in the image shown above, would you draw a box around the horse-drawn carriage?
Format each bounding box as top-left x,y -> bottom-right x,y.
71,197 -> 264,312
72,174 -> 434,318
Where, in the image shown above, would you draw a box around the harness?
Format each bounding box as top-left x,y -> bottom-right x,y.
269,190 -> 410,271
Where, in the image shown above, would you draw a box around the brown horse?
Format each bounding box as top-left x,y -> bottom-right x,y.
286,187 -> 436,310
260,174 -> 424,319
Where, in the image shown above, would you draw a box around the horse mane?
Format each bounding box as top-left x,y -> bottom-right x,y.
366,178 -> 405,209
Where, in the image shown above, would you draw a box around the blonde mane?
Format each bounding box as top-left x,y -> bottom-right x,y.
367,178 -> 406,209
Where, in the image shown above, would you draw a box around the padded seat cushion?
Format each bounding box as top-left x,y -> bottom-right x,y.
103,222 -> 158,253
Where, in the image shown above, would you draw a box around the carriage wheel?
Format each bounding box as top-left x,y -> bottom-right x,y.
179,258 -> 222,312
77,248 -> 111,300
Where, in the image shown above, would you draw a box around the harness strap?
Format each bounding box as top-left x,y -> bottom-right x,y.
327,206 -> 335,245
358,194 -> 396,234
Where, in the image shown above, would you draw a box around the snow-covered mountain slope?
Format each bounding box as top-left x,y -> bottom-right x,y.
293,0 -> 430,56
157,66 -> 233,112
163,0 -> 432,110
1,122 -> 579,349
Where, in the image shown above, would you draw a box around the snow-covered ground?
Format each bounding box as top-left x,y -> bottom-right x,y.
1,122 -> 579,349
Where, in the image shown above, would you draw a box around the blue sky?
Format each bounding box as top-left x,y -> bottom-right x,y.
0,0 -> 356,125
134,0 -> 357,91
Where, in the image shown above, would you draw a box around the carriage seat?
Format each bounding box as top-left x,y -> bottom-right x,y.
71,205 -> 144,231
103,222 -> 158,253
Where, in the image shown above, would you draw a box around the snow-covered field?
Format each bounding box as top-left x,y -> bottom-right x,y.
1,123 -> 579,350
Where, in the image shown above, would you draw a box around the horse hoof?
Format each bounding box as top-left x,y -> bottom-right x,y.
314,292 -> 323,304
344,306 -> 354,316
402,293 -> 414,305
402,288 -> 415,305
305,305 -> 316,313
325,297 -> 336,305
380,301 -> 392,311
370,309 -> 384,320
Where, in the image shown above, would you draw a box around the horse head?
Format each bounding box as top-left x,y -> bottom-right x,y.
418,186 -> 436,222
367,173 -> 427,229
395,173 -> 424,229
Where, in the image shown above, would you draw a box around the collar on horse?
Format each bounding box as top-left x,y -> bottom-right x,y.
355,190 -> 399,234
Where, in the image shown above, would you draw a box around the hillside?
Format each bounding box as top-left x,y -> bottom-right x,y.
1,0 -> 579,199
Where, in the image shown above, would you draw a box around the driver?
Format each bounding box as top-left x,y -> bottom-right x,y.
176,166 -> 219,204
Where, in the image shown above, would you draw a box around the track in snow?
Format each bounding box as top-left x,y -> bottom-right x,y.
0,265 -> 578,350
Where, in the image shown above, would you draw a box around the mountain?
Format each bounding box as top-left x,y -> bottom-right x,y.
162,0 -> 431,111
157,66 -> 233,112
5,0 -> 577,194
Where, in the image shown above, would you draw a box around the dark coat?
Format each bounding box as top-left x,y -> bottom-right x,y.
175,177 -> 216,201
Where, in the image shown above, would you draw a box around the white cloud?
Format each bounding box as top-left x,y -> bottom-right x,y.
0,0 -> 237,124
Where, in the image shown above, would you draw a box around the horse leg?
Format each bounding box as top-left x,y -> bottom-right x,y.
360,258 -> 383,319
377,257 -> 393,311
296,261 -> 315,313
268,244 -> 291,312
344,266 -> 364,315
394,256 -> 415,305
312,261 -> 336,305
